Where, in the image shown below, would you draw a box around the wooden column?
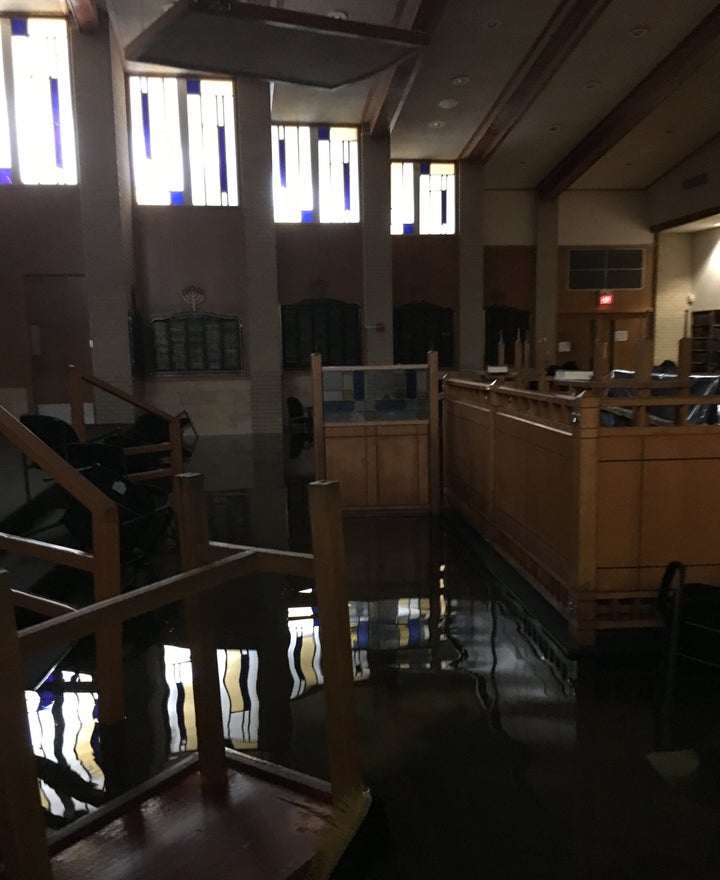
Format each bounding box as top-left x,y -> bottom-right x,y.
427,350 -> 440,514
308,481 -> 363,805
92,505 -> 125,725
571,397 -> 599,646
0,571 -> 53,880
311,353 -> 326,480
174,473 -> 227,791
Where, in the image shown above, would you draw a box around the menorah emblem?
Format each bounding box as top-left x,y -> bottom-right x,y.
182,285 -> 206,311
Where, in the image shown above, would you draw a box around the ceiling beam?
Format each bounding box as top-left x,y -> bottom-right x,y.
364,0 -> 448,137
537,4 -> 720,200
66,0 -> 99,34
461,0 -> 611,162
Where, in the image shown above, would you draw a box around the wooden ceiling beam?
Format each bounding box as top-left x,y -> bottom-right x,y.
461,0 -> 611,162
364,0 -> 448,137
537,4 -> 720,200
66,0 -> 99,34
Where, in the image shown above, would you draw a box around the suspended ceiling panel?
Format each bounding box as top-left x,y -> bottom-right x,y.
123,1 -> 424,89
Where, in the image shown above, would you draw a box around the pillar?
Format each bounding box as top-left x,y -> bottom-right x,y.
457,161 -> 485,369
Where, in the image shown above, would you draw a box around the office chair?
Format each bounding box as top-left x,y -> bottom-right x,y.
19,414 -> 126,501
63,464 -> 173,582
286,397 -> 313,438
657,560 -> 720,721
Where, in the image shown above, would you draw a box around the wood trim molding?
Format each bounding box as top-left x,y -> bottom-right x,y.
66,0 -> 99,33
364,0 -> 448,136
538,5 -> 720,200
461,0 -> 611,162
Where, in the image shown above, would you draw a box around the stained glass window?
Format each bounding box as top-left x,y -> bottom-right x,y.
9,17 -> 77,185
271,124 -> 359,223
318,126 -> 359,223
0,37 -> 11,183
128,74 -> 238,207
391,161 -> 456,235
271,124 -> 313,222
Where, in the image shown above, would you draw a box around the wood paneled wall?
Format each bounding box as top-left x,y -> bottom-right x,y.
443,377 -> 720,644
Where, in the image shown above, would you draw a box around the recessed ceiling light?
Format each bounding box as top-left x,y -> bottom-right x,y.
548,123 -> 562,132
485,19 -> 501,29
584,79 -> 600,89
631,25 -> 649,37
451,75 -> 470,87
428,120 -> 445,128
625,161 -> 633,167
665,128 -> 675,135
438,98 -> 458,110
328,10 -> 349,19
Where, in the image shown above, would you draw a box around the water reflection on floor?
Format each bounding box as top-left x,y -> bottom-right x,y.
11,434 -> 720,877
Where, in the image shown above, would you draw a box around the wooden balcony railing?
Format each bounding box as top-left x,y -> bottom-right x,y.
68,365 -> 183,481
0,478 -> 361,880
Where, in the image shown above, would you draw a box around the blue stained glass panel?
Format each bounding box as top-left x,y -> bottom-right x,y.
318,126 -> 330,141
409,617 -> 421,645
301,209 -> 313,222
176,683 -> 187,741
217,123 -> 228,194
11,18 -> 28,36
49,77 -> 62,167
403,223 -> 414,235
420,161 -> 430,174
278,136 -> 286,186
0,169 -> 12,184
187,79 -> 200,95
441,188 -> 447,224
141,91 -> 151,159
170,190 -> 184,204
343,161 -> 350,210
358,620 -> 369,649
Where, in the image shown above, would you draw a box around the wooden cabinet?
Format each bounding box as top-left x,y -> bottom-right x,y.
691,310 -> 720,372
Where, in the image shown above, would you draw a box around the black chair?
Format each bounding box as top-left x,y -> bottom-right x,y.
19,414 -> 127,500
63,464 -> 173,574
657,560 -> 720,720
287,397 -> 313,439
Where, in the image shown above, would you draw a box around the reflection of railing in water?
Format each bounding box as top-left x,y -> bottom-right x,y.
0,477 -> 362,880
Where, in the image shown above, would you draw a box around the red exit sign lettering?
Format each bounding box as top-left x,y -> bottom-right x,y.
599,291 -> 614,306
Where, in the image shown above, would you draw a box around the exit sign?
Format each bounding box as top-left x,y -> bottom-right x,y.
599,291 -> 614,306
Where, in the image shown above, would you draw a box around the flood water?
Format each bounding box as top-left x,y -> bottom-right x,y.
4,433 -> 720,878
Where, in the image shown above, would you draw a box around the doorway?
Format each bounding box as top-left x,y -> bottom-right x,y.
24,274 -> 94,421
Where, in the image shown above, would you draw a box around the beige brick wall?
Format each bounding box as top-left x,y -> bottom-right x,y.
0,388 -> 28,417
655,232 -> 692,365
141,376 -> 252,435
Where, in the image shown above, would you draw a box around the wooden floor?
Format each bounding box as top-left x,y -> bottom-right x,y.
51,768 -> 332,880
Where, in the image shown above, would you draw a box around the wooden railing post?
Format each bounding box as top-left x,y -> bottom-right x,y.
0,571 -> 53,880
428,350 -> 440,514
308,481 -> 363,805
92,506 -> 125,725
174,473 -> 227,791
68,363 -> 86,440
311,353 -> 326,480
168,417 -> 183,474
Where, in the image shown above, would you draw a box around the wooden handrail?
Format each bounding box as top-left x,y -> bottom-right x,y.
68,365 -> 184,474
0,406 -> 120,516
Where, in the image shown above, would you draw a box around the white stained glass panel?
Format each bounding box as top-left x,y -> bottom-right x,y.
187,79 -> 238,207
419,162 -> 455,235
129,76 -> 184,205
318,126 -> 359,223
11,18 -> 77,185
0,37 -> 12,183
390,161 -> 414,235
271,124 -> 313,222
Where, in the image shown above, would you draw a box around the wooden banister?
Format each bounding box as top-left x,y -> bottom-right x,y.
68,365 -> 184,477
0,572 -> 53,879
308,480 -> 363,805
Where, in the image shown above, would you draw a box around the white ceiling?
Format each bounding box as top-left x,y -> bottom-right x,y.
8,0 -> 720,197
